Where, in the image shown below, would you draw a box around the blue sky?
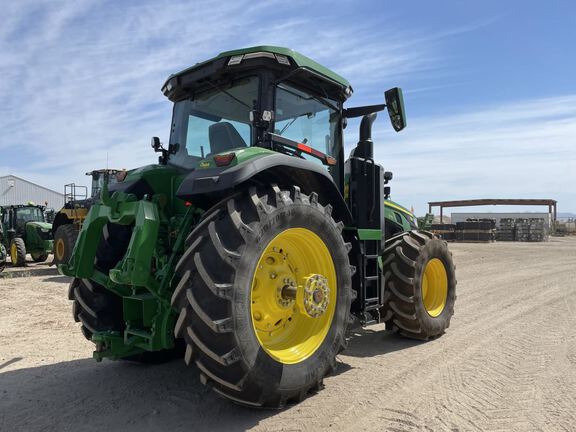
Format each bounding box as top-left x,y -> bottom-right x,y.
1,0 -> 575,215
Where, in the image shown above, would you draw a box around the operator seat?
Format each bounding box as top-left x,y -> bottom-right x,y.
208,122 -> 247,154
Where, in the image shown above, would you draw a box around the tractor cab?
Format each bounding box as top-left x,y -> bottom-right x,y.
88,169 -> 121,198
160,47 -> 404,197
3,204 -> 47,235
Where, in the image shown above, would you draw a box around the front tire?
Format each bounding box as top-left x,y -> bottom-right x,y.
69,224 -> 129,340
10,238 -> 26,266
172,185 -> 353,408
381,231 -> 456,340
54,224 -> 78,264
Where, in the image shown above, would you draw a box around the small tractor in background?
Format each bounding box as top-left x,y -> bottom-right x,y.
418,212 -> 435,230
52,169 -> 124,264
60,46 -> 457,408
1,203 -> 53,266
384,199 -> 419,237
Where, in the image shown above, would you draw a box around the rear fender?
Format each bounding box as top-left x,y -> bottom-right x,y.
177,153 -> 353,225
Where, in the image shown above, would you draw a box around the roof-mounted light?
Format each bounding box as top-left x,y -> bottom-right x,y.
243,51 -> 275,60
275,54 -> 291,65
228,52 -> 293,67
161,78 -> 176,96
228,55 -> 244,66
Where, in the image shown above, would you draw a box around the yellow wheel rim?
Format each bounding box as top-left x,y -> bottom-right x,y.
10,243 -> 18,263
421,258 -> 448,317
250,228 -> 337,364
55,238 -> 65,261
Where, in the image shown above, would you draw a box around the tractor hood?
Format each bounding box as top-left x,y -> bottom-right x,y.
27,221 -> 52,231
26,221 -> 53,242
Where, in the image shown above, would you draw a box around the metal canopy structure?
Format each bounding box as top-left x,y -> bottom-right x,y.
428,199 -> 558,222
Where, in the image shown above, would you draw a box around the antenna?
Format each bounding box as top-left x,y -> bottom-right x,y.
106,151 -> 109,170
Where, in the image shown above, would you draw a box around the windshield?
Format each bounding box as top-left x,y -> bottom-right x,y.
169,76 -> 259,169
274,83 -> 340,165
16,207 -> 44,223
92,173 -> 117,198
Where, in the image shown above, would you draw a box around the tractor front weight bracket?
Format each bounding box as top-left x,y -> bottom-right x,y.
59,186 -> 185,360
92,331 -> 143,361
60,192 -> 160,284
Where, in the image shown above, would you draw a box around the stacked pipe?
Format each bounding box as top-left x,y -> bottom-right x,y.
496,218 -> 516,241
455,218 -> 496,242
514,218 -> 531,241
430,224 -> 456,241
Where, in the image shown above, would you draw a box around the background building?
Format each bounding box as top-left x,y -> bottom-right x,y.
0,175 -> 64,209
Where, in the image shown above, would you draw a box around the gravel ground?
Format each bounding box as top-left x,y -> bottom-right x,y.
1,238 -> 575,431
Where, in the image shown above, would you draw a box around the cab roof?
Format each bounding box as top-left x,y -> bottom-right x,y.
162,45 -> 352,102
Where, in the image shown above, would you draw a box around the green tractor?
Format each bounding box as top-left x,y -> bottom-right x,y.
1,203 -> 53,266
60,46 -> 456,407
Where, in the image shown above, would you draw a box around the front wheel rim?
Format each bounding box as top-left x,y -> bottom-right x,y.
250,228 -> 337,364
421,258 -> 448,317
55,238 -> 65,261
10,243 -> 18,263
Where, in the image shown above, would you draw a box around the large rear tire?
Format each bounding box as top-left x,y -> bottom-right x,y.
381,230 -> 456,340
54,224 -> 78,264
10,238 -> 26,267
172,185 -> 354,408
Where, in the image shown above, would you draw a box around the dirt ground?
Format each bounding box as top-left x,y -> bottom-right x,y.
1,238 -> 575,431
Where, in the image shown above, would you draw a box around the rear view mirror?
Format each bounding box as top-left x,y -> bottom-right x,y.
384,87 -> 406,132
151,136 -> 161,150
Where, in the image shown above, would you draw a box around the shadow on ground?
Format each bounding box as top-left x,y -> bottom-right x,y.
41,275 -> 72,283
345,327 -> 424,358
0,329 -> 420,431
0,266 -> 58,278
0,357 -> 270,432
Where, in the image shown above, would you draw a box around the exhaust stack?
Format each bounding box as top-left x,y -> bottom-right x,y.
355,113 -> 377,159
